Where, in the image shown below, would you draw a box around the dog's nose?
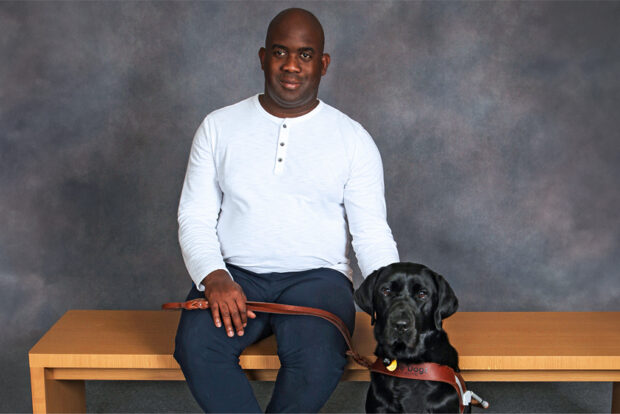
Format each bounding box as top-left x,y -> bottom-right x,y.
394,319 -> 410,333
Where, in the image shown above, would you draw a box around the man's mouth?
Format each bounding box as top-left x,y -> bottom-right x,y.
279,78 -> 302,90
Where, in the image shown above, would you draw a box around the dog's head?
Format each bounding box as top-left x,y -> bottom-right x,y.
354,262 -> 458,358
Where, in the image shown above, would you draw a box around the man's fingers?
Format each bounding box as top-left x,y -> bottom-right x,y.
219,303 -> 235,337
238,291 -> 255,320
228,301 -> 245,336
236,297 -> 248,328
210,303 -> 222,328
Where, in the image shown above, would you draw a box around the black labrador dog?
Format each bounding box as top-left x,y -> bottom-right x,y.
354,262 -> 466,413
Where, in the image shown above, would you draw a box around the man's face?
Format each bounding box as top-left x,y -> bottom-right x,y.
259,14 -> 329,116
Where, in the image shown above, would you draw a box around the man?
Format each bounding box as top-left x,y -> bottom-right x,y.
174,8 -> 399,413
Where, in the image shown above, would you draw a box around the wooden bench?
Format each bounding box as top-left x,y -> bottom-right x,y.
29,311 -> 620,413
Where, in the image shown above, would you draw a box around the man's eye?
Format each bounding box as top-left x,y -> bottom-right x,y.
274,50 -> 286,57
300,52 -> 312,60
417,290 -> 428,300
381,287 -> 391,296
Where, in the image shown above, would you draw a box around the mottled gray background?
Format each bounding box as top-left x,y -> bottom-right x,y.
1,1 -> 618,412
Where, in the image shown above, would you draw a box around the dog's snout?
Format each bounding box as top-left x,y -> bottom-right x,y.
388,306 -> 414,334
394,319 -> 410,333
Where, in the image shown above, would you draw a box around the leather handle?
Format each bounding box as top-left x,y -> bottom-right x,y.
162,298 -> 372,368
162,298 -> 211,310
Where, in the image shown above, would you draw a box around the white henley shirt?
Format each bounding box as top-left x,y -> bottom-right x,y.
178,94 -> 399,291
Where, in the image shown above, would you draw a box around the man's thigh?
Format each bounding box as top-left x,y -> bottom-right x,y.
274,268 -> 355,320
271,267 -> 356,358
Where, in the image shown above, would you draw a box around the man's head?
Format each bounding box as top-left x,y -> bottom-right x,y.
258,8 -> 330,117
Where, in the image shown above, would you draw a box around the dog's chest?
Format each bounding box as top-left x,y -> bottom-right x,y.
369,373 -> 460,413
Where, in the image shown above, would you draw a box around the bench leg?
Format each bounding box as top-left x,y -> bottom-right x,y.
613,382 -> 620,414
31,367 -> 86,413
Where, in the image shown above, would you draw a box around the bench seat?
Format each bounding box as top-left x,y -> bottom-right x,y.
29,311 -> 620,413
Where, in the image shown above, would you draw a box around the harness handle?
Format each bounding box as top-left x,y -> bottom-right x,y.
162,298 -> 372,368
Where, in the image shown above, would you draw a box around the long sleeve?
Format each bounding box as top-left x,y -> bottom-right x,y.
343,130 -> 399,277
178,119 -> 229,291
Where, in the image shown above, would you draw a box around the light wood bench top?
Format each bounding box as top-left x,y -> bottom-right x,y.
28,311 -> 620,413
29,311 -> 620,380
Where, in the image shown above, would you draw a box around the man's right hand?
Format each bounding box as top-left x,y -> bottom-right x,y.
201,269 -> 257,337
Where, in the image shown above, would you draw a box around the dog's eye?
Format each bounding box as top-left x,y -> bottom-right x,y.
381,287 -> 392,296
417,290 -> 428,300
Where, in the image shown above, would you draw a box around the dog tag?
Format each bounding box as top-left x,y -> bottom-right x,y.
386,359 -> 397,371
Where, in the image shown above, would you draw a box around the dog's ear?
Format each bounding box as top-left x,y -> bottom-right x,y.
432,271 -> 459,330
354,267 -> 383,325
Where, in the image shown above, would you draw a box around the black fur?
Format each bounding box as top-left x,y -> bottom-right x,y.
354,262 -> 467,413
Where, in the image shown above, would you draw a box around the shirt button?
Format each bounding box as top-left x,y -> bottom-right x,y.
278,158 -> 283,162
280,142 -> 285,146
282,124 -> 287,128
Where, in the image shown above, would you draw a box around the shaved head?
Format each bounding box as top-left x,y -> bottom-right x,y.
259,8 -> 330,117
265,8 -> 325,53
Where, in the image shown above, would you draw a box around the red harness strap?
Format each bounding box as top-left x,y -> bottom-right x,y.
370,359 -> 469,413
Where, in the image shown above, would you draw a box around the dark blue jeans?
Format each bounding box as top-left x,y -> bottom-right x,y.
173,264 -> 356,413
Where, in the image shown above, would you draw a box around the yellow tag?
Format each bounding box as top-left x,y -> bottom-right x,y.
386,360 -> 397,371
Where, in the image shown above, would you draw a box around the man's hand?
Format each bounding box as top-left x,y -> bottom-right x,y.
201,269 -> 256,337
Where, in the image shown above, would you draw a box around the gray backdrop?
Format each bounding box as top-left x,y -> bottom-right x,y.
1,1 -> 618,412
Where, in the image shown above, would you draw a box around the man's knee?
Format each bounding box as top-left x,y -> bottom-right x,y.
277,318 -> 349,374
302,347 -> 348,381
174,313 -> 239,369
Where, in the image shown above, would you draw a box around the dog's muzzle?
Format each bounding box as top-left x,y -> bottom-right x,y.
387,302 -> 416,340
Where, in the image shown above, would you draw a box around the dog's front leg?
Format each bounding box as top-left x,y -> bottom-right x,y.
365,374 -> 403,413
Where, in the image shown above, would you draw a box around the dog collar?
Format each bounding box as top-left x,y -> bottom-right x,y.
370,358 -> 489,413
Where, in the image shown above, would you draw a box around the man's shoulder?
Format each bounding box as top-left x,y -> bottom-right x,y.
319,101 -> 373,140
322,101 -> 366,133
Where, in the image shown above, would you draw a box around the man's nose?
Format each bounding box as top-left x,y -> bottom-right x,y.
282,55 -> 301,72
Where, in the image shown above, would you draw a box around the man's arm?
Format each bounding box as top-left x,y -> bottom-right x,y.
343,129 -> 399,277
178,119 -> 255,336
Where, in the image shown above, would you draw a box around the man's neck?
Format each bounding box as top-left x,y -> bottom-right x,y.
258,94 -> 319,118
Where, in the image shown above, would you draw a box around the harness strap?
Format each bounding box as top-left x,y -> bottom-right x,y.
370,359 -> 468,413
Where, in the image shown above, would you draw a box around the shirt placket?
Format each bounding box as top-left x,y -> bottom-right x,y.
274,121 -> 289,175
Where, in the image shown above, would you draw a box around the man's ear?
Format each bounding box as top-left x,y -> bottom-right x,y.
320,53 -> 330,76
432,271 -> 459,330
354,266 -> 383,325
259,47 -> 266,70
